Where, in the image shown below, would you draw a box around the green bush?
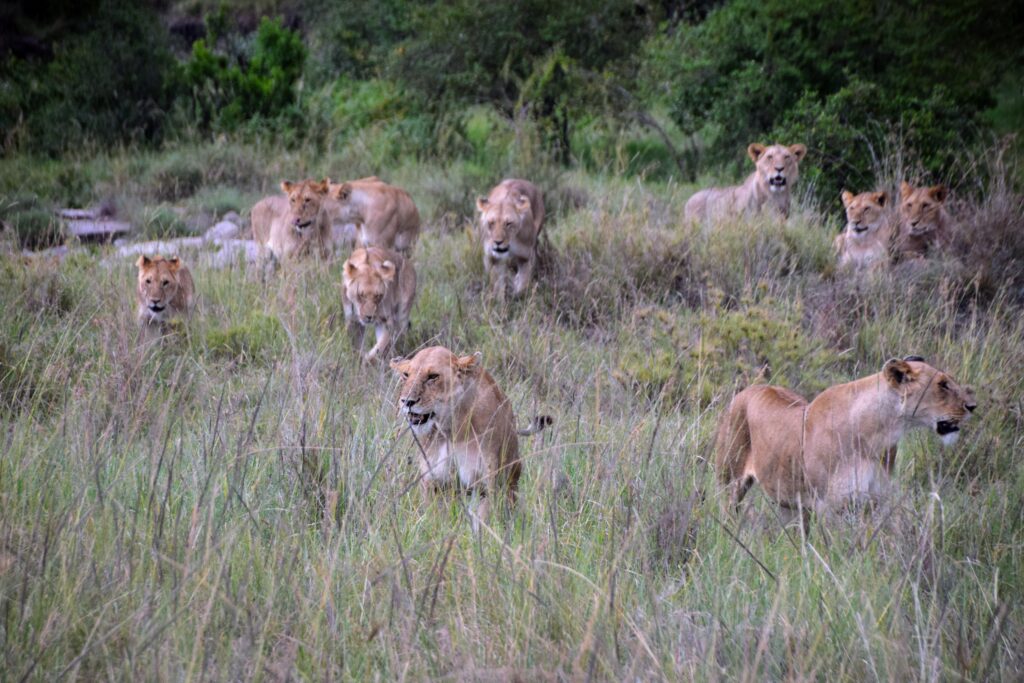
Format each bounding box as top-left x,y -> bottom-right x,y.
0,0 -> 176,155
144,153 -> 205,202
205,311 -> 286,363
138,205 -> 190,239
180,16 -> 306,132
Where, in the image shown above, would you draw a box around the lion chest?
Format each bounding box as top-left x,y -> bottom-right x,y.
419,439 -> 485,488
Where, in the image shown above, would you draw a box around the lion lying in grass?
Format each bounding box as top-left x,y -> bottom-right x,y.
834,190 -> 894,272
715,357 -> 976,525
685,143 -> 807,223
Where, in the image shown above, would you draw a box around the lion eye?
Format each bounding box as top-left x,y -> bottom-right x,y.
401,372 -> 409,379
938,380 -> 949,390
145,278 -> 152,284
426,373 -> 439,382
505,221 -> 513,228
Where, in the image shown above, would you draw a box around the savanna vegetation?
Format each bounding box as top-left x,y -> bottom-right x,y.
1,0 -> 1023,679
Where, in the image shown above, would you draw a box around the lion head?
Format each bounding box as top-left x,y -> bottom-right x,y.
476,192 -> 532,260
748,143 -> 807,193
136,255 -> 185,322
841,190 -> 889,239
343,247 -> 397,326
899,182 -> 948,237
390,346 -> 482,438
281,178 -> 329,234
884,356 -> 977,445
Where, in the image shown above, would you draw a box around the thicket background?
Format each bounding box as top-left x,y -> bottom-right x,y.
2,1 -> 1024,680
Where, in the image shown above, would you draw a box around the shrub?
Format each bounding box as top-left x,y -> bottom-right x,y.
205,312 -> 286,363
144,153 -> 205,202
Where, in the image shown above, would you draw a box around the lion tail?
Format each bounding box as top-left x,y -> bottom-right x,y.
517,415 -> 553,437
714,392 -> 752,486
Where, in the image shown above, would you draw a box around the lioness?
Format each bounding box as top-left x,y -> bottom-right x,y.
715,357 -> 976,524
251,179 -> 333,267
136,254 -> 195,336
476,179 -> 545,300
390,346 -> 552,529
684,143 -> 807,223
894,182 -> 952,259
834,190 -> 894,272
329,177 -> 420,255
342,246 -> 416,363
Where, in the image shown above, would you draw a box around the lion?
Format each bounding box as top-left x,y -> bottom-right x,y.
342,246 -> 417,363
475,179 -> 545,300
834,190 -> 895,272
329,177 -> 420,255
390,346 -> 552,530
684,143 -> 807,223
136,254 -> 195,337
715,356 -> 976,526
894,182 -> 952,259
251,178 -> 333,268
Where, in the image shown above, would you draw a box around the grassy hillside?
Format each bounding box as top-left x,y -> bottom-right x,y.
1,142 -> 1023,680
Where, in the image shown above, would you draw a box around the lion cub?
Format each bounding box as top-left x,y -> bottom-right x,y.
476,179 -> 545,300
342,247 -> 416,363
716,357 -> 976,526
251,178 -> 333,268
894,182 -> 952,260
136,255 -> 194,338
685,143 -> 807,223
329,177 -> 420,255
834,190 -> 895,272
390,346 -> 551,530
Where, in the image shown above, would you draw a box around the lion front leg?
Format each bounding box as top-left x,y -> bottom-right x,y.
511,255 -> 535,298
484,257 -> 508,303
364,324 -> 391,364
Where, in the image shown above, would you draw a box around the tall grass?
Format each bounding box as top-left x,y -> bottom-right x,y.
0,143 -> 1022,680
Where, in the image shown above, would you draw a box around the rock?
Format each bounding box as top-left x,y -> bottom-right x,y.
204,220 -> 241,241
202,238 -> 261,269
222,211 -> 242,225
116,237 -> 204,259
22,244 -> 70,261
66,219 -> 131,242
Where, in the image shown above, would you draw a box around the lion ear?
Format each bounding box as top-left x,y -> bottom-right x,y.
874,191 -> 888,207
789,144 -> 807,161
136,255 -> 152,269
883,358 -> 915,387
513,194 -> 531,215
476,197 -> 489,213
899,181 -> 914,200
455,351 -> 482,376
166,256 -> 182,272
281,180 -> 295,194
389,357 -> 411,374
313,178 -> 329,195
333,182 -> 352,201
747,143 -> 767,163
378,260 -> 396,282
343,259 -> 359,283
840,190 -> 854,207
929,185 -> 948,203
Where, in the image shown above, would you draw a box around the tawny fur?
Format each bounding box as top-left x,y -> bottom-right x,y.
391,346 -> 550,529
329,177 -> 420,255
136,254 -> 195,337
342,246 -> 416,363
894,182 -> 952,259
715,359 -> 976,518
834,190 -> 896,272
476,178 -> 546,300
251,178 -> 333,267
684,143 -> 807,223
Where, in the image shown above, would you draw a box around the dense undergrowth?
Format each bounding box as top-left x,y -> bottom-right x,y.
1,137 -> 1023,679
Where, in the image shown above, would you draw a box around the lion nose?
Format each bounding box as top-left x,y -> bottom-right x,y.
493,238 -> 506,246
966,403 -> 976,413
402,396 -> 418,407
774,167 -> 784,172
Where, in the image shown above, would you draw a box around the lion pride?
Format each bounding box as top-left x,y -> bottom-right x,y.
476,179 -> 545,300
715,357 -> 976,525
685,143 -> 807,223
390,346 -> 551,530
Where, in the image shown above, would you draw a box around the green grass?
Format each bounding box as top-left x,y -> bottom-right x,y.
0,143 -> 1022,680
